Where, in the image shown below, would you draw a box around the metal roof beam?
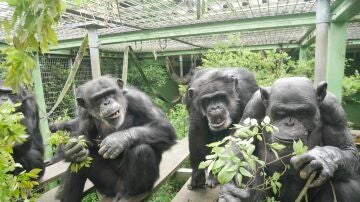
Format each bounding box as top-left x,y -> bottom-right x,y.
331,0 -> 360,22
51,13 -> 315,50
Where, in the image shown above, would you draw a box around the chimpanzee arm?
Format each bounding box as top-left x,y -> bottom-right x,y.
319,93 -> 359,175
98,89 -> 176,159
49,118 -> 80,133
13,96 -> 45,176
240,90 -> 266,123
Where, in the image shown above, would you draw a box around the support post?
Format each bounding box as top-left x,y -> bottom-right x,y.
314,0 -> 330,84
87,27 -> 101,78
179,55 -> 183,78
32,54 -> 52,160
299,46 -> 307,61
326,22 -> 347,101
122,46 -> 129,85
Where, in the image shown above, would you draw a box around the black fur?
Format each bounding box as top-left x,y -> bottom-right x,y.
0,81 -> 45,177
56,76 -> 176,202
184,68 -> 258,189
220,77 -> 360,202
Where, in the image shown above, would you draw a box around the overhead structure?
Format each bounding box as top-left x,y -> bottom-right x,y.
0,0 -> 359,99
1,0 -> 358,54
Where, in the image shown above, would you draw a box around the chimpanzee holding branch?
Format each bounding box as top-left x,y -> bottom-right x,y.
0,81 -> 45,177
56,76 -> 176,202
219,77 -> 360,202
184,68 -> 258,189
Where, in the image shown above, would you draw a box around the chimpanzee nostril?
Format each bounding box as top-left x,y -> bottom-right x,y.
285,118 -> 295,126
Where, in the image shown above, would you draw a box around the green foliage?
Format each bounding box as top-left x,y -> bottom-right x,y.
0,0 -> 65,91
343,70 -> 360,104
146,178 -> 186,202
48,133 -> 93,173
202,44 -> 314,86
81,192 -> 98,202
0,48 -> 35,90
0,102 -> 41,201
200,116 -> 308,200
128,59 -> 168,95
167,104 -> 188,139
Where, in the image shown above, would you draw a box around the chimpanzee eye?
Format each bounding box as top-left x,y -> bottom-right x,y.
276,111 -> 286,117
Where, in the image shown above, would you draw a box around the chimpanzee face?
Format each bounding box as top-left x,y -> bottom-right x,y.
76,77 -> 127,129
0,83 -> 14,105
187,75 -> 240,132
260,77 -> 327,144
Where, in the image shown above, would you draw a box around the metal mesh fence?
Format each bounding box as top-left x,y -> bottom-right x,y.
39,56 -> 76,120
39,55 -> 123,120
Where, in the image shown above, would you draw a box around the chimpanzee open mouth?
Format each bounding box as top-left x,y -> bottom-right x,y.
210,120 -> 226,128
104,109 -> 121,119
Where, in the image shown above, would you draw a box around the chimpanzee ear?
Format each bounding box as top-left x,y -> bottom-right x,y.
76,97 -> 87,108
116,79 -> 124,89
315,81 -> 327,103
187,88 -> 194,98
259,87 -> 270,107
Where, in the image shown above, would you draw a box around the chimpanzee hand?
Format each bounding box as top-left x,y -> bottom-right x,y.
64,139 -> 89,163
98,130 -> 134,159
290,146 -> 341,187
49,122 -> 59,133
218,183 -> 250,202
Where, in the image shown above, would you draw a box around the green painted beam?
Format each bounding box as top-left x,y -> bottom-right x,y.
299,46 -> 307,60
32,54 -> 52,160
299,27 -> 316,47
137,44 -> 300,58
331,0 -> 360,22
326,22 -> 347,101
51,13 -> 315,50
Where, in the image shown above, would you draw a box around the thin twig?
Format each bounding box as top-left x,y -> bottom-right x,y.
330,181 -> 338,202
295,172 -> 317,202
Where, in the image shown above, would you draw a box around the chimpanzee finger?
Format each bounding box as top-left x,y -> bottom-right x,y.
299,160 -> 322,179
102,148 -> 114,159
72,148 -> 88,162
224,183 -> 250,199
223,194 -> 242,202
109,148 -> 122,159
290,154 -> 315,170
309,169 -> 330,187
64,143 -> 83,157
98,145 -> 109,155
64,140 -> 78,151
75,150 -> 89,162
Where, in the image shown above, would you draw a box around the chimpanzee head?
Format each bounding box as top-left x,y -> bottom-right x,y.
260,77 -> 327,144
76,76 -> 127,129
186,69 -> 245,132
0,80 -> 24,105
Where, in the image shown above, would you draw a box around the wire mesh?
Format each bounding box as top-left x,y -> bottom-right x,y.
39,56 -> 76,119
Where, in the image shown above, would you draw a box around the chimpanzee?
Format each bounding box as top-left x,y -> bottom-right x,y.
56,76 -> 176,202
0,80 -> 45,177
184,68 -> 258,189
219,77 -> 360,202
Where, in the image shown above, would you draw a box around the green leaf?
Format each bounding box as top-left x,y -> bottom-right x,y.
235,173 -> 243,187
239,167 -> 253,178
292,140 -> 308,155
246,144 -> 255,155
199,160 -> 212,169
207,141 -> 222,147
271,148 -> 279,159
217,168 -> 237,185
256,134 -> 263,141
269,142 -> 286,151
213,159 -> 226,170
263,116 -> 271,124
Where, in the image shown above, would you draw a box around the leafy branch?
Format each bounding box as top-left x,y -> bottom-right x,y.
199,116 -> 308,201
0,0 -> 66,91
0,102 -> 42,201
48,132 -> 92,173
